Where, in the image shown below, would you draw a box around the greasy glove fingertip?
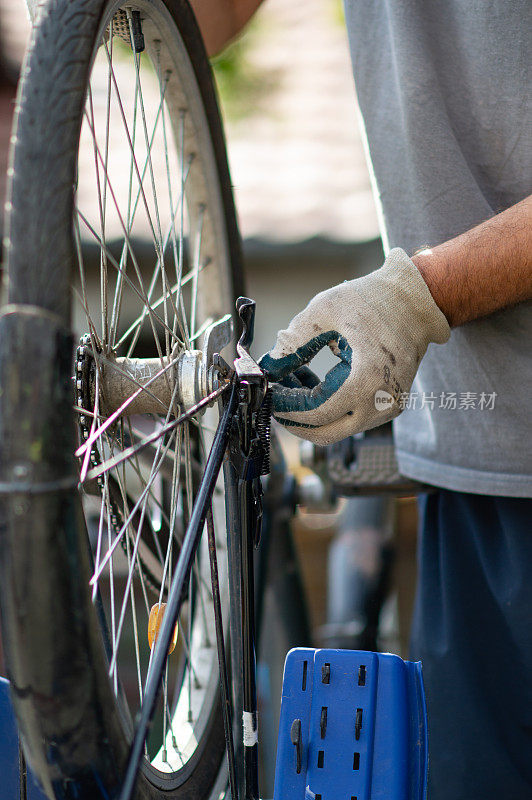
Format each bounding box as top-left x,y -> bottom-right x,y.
259,350 -> 307,382
258,351 -> 279,379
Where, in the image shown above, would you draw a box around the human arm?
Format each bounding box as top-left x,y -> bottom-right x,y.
413,194 -> 532,327
259,197 -> 532,445
188,0 -> 264,56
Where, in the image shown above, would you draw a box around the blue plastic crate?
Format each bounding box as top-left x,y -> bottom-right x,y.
0,677 -> 49,800
273,649 -> 427,800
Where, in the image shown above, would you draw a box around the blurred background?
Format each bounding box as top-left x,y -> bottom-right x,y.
0,0 -> 420,793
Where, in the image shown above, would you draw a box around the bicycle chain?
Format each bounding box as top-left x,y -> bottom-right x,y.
76,335 -> 161,594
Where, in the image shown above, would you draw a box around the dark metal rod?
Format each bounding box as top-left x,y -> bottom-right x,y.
118,381 -> 239,800
240,477 -> 259,798
18,742 -> 27,800
224,457 -> 245,797
206,505 -> 239,799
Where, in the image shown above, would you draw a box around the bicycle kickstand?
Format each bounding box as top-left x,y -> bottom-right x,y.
230,297 -> 272,800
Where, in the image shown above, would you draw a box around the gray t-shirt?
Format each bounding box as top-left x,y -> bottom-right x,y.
344,0 -> 532,497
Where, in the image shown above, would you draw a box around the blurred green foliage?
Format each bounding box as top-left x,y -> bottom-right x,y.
332,0 -> 346,27
210,22 -> 277,122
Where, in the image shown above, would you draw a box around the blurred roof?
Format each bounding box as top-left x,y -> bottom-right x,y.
223,0 -> 379,245
0,0 -> 379,247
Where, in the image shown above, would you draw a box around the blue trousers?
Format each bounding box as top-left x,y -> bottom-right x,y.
410,490 -> 532,800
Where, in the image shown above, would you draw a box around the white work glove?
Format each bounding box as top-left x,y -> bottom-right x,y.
259,248 -> 450,445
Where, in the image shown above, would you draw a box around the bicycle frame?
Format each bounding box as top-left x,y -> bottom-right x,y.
11,9 -> 308,796
119,298 -> 270,800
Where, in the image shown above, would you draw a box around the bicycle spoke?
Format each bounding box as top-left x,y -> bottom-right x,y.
93,372 -> 216,613
127,11 -> 164,259
101,28 -> 113,350
91,424 -> 178,591
157,47 -> 191,351
119,383 -> 238,800
86,86 -> 110,351
76,350 -> 182,459
190,204 -> 205,341
91,490 -> 108,603
79,116 -> 170,375
125,530 -> 144,707
125,19 -> 182,362
104,470 -> 119,696
124,154 -> 194,358
81,384 -> 228,483
109,26 -> 140,350
64,3 -> 239,784
108,426 -> 177,678
100,429 -> 214,607
114,244 -> 205,354
77,209 -> 178,346
107,67 -> 172,348
101,37 -> 161,253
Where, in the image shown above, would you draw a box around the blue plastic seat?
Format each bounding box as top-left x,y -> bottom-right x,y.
273,649 -> 428,800
0,676 -> 48,800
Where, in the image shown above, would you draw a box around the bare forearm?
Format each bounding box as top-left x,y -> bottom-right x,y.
412,195 -> 532,327
188,0 -> 263,56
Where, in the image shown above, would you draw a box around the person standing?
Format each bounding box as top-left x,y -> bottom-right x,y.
192,2 -> 532,796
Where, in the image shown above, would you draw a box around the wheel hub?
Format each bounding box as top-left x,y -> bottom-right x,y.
77,315 -> 232,419
93,350 -> 214,416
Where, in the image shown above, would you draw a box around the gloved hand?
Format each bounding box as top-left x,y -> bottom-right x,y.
259,248 -> 450,445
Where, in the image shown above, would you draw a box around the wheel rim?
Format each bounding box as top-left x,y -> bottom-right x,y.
73,0 -> 233,781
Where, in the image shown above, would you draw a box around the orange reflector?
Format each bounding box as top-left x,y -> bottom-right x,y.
148,603 -> 178,654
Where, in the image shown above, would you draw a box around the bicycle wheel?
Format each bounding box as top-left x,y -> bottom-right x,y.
0,0 -> 243,797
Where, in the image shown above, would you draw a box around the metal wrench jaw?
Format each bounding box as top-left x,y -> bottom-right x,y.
234,297 -> 268,408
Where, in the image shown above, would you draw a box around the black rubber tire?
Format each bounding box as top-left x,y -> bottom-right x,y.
0,0 -> 244,797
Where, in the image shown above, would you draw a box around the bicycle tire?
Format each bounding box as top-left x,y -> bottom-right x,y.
0,0 -> 244,797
